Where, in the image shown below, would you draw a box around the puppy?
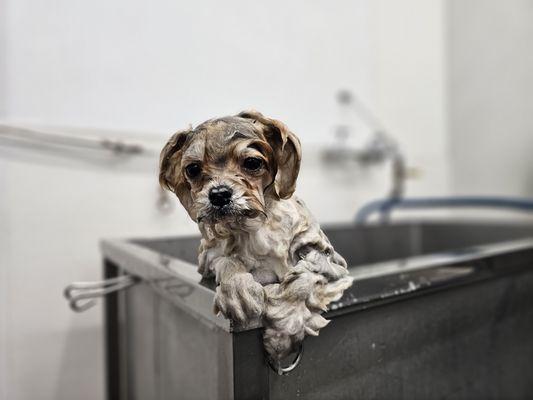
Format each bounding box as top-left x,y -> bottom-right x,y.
159,110 -> 353,361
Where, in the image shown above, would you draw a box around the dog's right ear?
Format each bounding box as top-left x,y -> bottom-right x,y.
159,129 -> 189,190
159,129 -> 197,219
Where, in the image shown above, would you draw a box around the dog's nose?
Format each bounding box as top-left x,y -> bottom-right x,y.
209,186 -> 233,207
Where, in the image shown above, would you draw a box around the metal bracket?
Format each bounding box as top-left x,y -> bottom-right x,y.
267,343 -> 304,376
64,275 -> 138,312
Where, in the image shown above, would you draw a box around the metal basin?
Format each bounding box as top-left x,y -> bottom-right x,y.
131,221 -> 533,267
101,221 -> 533,400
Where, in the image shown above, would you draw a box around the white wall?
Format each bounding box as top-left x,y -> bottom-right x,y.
448,0 -> 533,196
373,0 -> 450,197
2,0 -> 375,140
0,1 -> 449,399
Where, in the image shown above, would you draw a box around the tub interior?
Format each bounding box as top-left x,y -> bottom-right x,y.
132,221 -> 533,268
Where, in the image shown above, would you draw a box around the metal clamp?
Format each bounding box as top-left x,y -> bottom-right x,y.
267,343 -> 304,376
64,275 -> 138,312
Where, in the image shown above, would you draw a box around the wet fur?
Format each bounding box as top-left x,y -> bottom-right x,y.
160,110 -> 353,360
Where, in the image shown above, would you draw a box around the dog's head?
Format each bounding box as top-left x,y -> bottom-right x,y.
159,110 -> 301,226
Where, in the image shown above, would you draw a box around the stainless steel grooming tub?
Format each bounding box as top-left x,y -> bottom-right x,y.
100,221 -> 533,400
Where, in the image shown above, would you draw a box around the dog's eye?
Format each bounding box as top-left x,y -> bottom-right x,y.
185,163 -> 202,179
243,157 -> 263,171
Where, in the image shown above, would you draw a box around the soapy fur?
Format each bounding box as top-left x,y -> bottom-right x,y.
159,110 -> 353,360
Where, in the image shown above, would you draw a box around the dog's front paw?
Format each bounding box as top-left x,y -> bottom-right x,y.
214,273 -> 266,323
263,311 -> 329,361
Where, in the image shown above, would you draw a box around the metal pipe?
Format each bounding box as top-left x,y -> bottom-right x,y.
0,124 -> 161,157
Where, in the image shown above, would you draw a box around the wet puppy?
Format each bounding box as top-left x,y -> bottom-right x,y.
159,110 -> 353,360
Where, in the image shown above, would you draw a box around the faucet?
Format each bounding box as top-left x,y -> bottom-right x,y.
322,90 -> 406,201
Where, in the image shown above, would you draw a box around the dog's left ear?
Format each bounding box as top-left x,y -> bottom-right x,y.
238,110 -> 302,199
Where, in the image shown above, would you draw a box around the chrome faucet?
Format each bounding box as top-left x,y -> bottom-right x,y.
322,90 -> 406,200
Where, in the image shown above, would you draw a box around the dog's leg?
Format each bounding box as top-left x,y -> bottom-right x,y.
197,239 -> 220,279
212,256 -> 266,323
295,245 -> 349,282
263,252 -> 353,361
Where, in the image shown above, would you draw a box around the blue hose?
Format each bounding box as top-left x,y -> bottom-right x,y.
355,196 -> 533,224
